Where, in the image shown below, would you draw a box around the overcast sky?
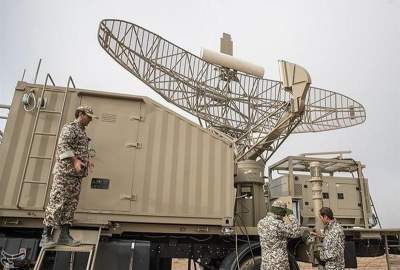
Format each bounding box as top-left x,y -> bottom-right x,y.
1,0 -> 399,227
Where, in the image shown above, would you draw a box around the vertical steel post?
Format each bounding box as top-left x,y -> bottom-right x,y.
33,58 -> 42,84
384,234 -> 391,270
21,69 -> 26,81
309,161 -> 323,230
309,161 -> 325,270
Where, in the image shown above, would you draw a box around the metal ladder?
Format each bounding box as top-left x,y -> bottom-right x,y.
16,75 -> 76,209
34,227 -> 102,270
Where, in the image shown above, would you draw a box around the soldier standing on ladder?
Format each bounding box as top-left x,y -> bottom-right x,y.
40,106 -> 97,248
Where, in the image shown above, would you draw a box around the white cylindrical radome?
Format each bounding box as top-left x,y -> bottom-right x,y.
200,48 -> 265,78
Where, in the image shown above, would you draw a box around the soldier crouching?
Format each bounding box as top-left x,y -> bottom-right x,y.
257,200 -> 303,270
40,105 -> 97,248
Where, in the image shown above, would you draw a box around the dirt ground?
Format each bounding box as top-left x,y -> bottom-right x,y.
297,255 -> 400,269
172,255 -> 400,269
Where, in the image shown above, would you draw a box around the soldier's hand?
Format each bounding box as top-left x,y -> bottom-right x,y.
88,160 -> 94,173
311,230 -> 322,238
73,158 -> 82,173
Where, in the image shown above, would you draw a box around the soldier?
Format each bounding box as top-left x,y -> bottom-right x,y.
317,207 -> 345,270
257,200 -> 303,270
40,105 -> 97,248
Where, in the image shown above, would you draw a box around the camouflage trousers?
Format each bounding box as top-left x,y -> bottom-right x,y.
323,260 -> 345,270
261,251 -> 290,270
43,174 -> 82,226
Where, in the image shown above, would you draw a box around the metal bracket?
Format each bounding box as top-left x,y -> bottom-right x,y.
2,218 -> 21,225
129,115 -> 144,121
125,142 -> 142,149
120,194 -> 137,201
196,226 -> 209,232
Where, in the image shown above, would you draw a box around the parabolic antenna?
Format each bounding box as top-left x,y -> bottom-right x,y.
97,19 -> 365,162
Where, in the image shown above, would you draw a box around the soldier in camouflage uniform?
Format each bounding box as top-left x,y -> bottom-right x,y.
40,106 -> 97,248
317,207 -> 345,270
257,200 -> 303,270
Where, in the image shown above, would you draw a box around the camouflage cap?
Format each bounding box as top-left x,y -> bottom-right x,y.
272,200 -> 287,209
76,105 -> 98,119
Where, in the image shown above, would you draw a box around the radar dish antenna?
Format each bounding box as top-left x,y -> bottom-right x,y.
97,19 -> 366,162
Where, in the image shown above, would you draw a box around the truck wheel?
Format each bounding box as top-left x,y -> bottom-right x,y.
288,253 -> 300,270
159,258 -> 172,270
219,243 -> 299,270
237,255 -> 262,269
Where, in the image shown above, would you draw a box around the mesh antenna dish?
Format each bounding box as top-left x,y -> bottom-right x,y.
97,19 -> 366,161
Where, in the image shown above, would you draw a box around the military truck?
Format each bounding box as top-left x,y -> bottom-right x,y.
1,19 -> 399,270
0,79 -> 397,270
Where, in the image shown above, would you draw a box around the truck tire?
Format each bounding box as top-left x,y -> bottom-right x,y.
158,258 -> 172,270
219,242 -> 299,270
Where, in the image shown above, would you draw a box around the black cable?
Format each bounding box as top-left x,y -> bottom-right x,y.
232,196 -> 257,267
235,213 -> 256,264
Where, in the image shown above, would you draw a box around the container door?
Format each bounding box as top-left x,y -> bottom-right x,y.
77,95 -> 141,212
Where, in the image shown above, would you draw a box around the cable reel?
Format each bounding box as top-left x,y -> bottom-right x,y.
22,89 -> 37,112
22,88 -> 47,112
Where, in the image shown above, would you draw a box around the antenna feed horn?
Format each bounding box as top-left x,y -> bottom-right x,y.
279,60 -> 311,113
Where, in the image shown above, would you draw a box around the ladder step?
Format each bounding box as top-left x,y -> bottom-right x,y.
39,109 -> 62,114
17,207 -> 44,211
45,244 -> 95,253
23,180 -> 47,184
29,155 -> 52,160
34,131 -> 58,136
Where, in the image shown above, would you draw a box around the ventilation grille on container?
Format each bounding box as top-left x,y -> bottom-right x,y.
294,183 -> 303,196
101,113 -> 117,122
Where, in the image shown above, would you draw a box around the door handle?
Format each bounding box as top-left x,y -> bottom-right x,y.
120,194 -> 137,201
125,142 -> 142,149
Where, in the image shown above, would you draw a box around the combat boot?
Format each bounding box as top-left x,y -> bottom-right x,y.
57,224 -> 80,246
39,226 -> 56,248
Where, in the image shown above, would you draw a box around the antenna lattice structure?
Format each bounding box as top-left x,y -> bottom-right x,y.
97,19 -> 366,162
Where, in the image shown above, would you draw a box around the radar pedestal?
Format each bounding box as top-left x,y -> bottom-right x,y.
234,160 -> 266,227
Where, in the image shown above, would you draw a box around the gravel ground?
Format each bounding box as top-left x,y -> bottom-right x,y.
172,255 -> 400,269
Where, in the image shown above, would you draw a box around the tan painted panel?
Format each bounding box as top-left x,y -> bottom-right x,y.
77,95 -> 141,212
0,90 -> 36,208
0,82 -> 235,227
0,84 -> 79,209
131,101 -> 234,223
336,182 -> 361,210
